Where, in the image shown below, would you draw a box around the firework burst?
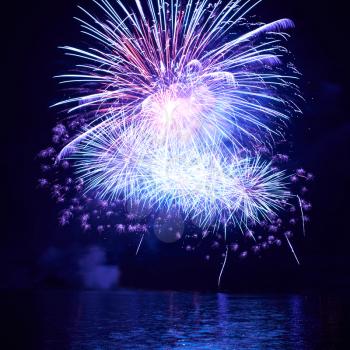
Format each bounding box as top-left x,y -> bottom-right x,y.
52,0 -> 301,228
38,0 -> 313,277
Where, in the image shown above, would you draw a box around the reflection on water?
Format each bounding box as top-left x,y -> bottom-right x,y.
3,290 -> 350,349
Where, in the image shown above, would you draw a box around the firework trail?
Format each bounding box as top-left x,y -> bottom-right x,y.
38,0 -> 313,280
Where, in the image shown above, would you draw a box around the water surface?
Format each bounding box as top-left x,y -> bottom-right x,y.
2,290 -> 349,349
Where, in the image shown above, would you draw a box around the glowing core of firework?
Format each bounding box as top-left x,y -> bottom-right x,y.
142,83 -> 216,143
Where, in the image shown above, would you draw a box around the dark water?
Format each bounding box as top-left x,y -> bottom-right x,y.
2,290 -> 350,349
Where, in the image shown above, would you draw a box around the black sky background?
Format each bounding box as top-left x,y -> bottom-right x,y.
2,0 -> 349,291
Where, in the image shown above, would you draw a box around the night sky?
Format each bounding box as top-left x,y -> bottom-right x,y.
2,0 -> 349,291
